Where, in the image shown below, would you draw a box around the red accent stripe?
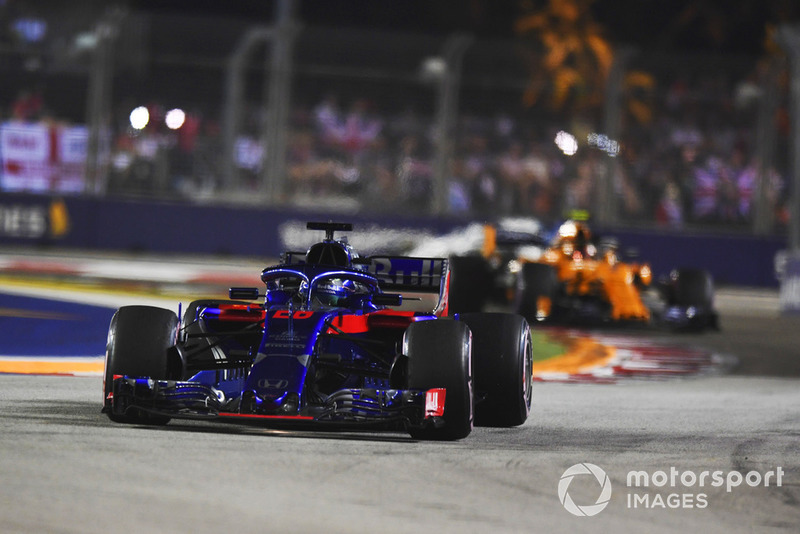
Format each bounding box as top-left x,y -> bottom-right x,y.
367,310 -> 416,329
211,304 -> 266,322
328,314 -> 368,333
327,310 -> 418,334
218,412 -> 315,421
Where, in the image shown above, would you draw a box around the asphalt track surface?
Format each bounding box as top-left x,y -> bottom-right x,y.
1,255 -> 799,533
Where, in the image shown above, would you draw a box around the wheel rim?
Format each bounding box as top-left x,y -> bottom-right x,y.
522,326 -> 533,410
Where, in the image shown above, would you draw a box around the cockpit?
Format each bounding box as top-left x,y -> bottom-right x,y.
262,268 -> 378,310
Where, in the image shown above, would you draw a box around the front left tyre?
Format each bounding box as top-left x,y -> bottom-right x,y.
103,305 -> 179,424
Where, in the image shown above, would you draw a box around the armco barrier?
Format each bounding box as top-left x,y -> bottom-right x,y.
0,193 -> 787,287
0,193 -> 460,257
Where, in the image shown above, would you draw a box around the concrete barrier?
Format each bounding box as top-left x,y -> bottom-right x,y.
0,193 -> 787,287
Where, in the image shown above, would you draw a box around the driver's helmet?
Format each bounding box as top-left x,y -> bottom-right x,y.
314,278 -> 356,307
554,220 -> 593,258
598,237 -> 619,265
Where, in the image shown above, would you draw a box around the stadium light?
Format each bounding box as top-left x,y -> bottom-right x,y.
129,106 -> 149,130
165,108 -> 186,130
555,130 -> 578,156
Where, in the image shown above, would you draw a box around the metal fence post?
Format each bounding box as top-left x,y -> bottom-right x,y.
778,25 -> 800,252
222,27 -> 273,196
431,34 -> 473,216
754,57 -> 781,235
598,47 -> 634,226
776,25 -> 800,314
84,8 -> 124,196
261,0 -> 298,204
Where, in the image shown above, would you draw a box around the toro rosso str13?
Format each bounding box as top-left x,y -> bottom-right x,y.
103,222 -> 533,440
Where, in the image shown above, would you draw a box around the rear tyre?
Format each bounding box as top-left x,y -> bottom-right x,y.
103,305 -> 179,425
447,255 -> 491,315
515,262 -> 559,321
666,268 -> 718,329
459,313 -> 532,427
668,269 -> 714,307
406,319 -> 473,440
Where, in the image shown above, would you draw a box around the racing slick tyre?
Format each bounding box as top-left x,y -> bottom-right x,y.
405,319 -> 473,440
515,262 -> 559,321
103,305 -> 179,425
669,269 -> 714,307
447,255 -> 491,315
667,268 -> 718,329
458,313 -> 532,427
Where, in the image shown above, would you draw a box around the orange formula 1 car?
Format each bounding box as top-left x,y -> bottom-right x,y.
514,221 -> 718,329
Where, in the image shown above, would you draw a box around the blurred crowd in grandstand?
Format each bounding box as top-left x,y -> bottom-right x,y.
3,74 -> 788,234
97,76 -> 787,233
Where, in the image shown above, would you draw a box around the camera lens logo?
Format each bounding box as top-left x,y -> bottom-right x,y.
558,463 -> 612,516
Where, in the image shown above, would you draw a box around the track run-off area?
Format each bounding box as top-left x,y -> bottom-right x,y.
1,251 -> 798,533
0,251 -> 736,381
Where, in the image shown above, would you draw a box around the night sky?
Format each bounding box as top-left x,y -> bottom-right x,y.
129,0 -> 800,55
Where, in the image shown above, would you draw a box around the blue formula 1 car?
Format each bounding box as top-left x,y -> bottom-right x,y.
102,222 -> 533,440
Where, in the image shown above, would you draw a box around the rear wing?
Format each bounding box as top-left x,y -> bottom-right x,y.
366,256 -> 447,293
368,256 -> 450,315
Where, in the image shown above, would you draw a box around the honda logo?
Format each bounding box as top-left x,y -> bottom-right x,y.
258,378 -> 288,389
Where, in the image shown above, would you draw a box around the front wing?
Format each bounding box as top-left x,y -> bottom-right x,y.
108,376 -> 447,431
